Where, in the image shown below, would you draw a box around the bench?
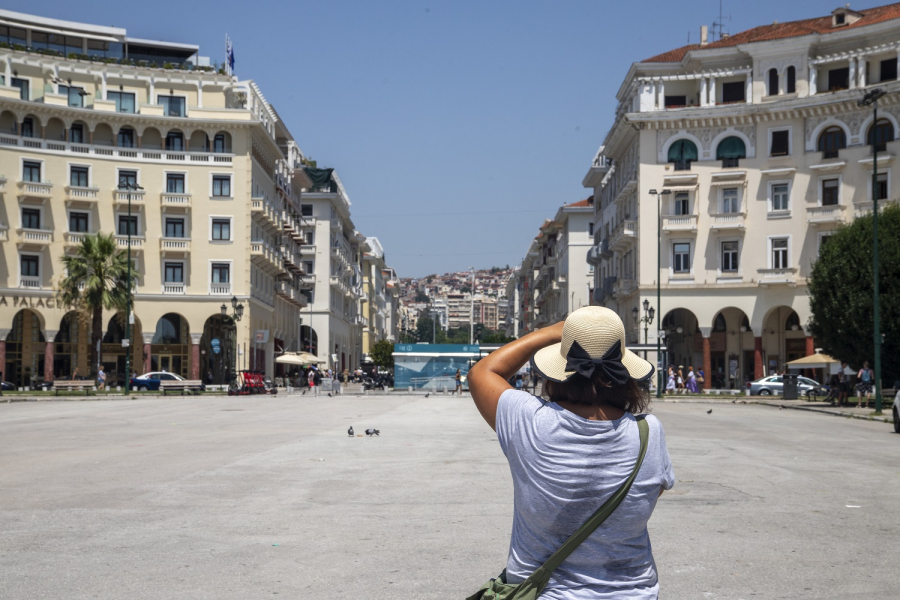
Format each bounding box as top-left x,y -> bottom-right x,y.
53,380 -> 94,395
160,380 -> 204,395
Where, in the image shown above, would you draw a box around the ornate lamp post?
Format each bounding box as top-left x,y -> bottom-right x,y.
121,182 -> 143,395
632,298 -> 656,346
221,296 -> 244,383
648,189 -> 671,397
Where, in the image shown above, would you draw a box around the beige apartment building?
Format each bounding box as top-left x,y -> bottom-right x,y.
586,4 -> 900,388
0,10 -> 378,386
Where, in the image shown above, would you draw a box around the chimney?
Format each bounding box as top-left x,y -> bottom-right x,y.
700,25 -> 709,46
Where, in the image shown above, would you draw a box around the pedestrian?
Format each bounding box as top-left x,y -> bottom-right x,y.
838,362 -> 849,406
686,366 -> 698,394
666,366 -> 676,394
455,368 -> 463,396
97,366 -> 106,391
696,367 -> 705,389
308,368 -> 317,396
676,365 -> 685,395
466,306 -> 674,598
515,374 -> 523,390
857,361 -> 874,409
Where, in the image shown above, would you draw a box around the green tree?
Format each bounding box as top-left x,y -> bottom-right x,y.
414,291 -> 429,303
59,233 -> 131,375
807,205 -> 900,383
416,311 -> 435,343
370,339 -> 395,369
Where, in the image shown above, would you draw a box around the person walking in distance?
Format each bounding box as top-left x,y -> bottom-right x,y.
455,368 -> 463,396
685,366 -> 698,394
857,361 -> 874,409
665,366 -> 676,394
307,368 -> 317,396
97,366 -> 106,391
838,362 -> 850,406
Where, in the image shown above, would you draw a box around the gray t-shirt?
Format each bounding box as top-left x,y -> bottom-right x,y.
495,389 -> 675,599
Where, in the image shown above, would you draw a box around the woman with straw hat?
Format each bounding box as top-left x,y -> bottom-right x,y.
468,306 -> 675,599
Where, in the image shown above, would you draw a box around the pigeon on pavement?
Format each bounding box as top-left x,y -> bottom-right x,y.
348,426 -> 354,436
424,393 -> 430,398
365,428 -> 380,436
328,393 -> 332,397
707,409 -> 713,414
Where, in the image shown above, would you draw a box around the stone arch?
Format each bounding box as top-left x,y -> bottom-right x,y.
211,130 -> 232,153
761,305 -> 809,376
300,325 -> 318,354
0,109 -> 16,134
54,311 -> 84,378
152,313 -> 189,344
45,116 -> 66,141
711,129 -> 754,159
188,130 -> 208,152
863,116 -> 897,147
22,112 -> 43,128
115,123 -> 138,148
142,126 -> 163,150
149,313 -> 191,378
69,119 -> 89,143
164,128 -> 185,151
200,313 -> 237,384
661,133 -> 702,164
5,308 -> 47,388
807,118 -> 851,152
93,122 -> 115,146
660,308 -> 700,383
708,307 -> 754,388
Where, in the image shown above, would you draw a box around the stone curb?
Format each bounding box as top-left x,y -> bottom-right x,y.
751,401 -> 895,424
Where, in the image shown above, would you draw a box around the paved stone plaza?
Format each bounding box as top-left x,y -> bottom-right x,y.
1,394 -> 898,599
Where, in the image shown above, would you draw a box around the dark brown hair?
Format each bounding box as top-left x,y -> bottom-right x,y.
541,373 -> 651,414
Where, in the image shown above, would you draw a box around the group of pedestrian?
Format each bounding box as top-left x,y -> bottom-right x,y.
664,365 -> 701,394
830,361 -> 875,408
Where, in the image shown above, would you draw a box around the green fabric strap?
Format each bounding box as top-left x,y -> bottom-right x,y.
517,416 -> 650,596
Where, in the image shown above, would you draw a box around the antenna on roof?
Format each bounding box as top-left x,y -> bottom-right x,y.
711,0 -> 732,41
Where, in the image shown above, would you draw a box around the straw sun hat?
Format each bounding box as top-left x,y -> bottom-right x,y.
531,306 -> 654,384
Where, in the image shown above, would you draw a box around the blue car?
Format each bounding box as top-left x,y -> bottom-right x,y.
130,371 -> 185,391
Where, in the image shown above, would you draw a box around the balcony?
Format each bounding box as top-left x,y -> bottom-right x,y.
19,275 -> 41,289
209,283 -> 232,295
65,186 -> 99,203
662,214 -> 698,233
298,244 -> 315,255
807,204 -> 847,226
251,242 -> 285,275
64,231 -> 90,247
0,177 -> 6,191
709,212 -> 747,231
610,220 -> 637,251
757,268 -> 798,287
17,181 -> 53,200
0,135 -> 234,165
582,151 -> 612,188
162,283 -> 185,295
0,224 -> 7,241
299,274 -> 316,287
613,278 -> 636,299
854,197 -> 898,215
16,228 -> 52,247
160,237 -> 191,254
114,190 -> 145,206
160,193 -> 192,209
114,235 -> 145,251
330,219 -> 343,233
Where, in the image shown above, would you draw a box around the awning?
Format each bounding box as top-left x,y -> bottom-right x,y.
275,352 -> 324,365
786,352 -> 839,369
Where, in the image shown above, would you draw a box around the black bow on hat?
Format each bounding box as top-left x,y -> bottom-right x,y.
564,339 -> 630,386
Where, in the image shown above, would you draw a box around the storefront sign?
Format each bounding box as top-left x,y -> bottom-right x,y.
0,295 -> 59,309
255,330 -> 269,343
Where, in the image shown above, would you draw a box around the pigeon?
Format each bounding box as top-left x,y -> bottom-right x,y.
302,389 -> 307,395
348,426 -> 354,437
328,393 -> 332,397
707,409 -> 713,414
365,428 -> 380,436
424,393 -> 430,398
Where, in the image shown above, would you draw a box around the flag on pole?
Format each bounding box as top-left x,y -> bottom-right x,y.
225,34 -> 235,76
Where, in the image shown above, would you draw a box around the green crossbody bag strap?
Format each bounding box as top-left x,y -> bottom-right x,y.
513,416 -> 649,597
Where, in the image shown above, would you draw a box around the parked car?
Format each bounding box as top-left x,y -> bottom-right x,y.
1,380 -> 14,391
892,390 -> 900,434
130,372 -> 185,391
747,374 -> 823,396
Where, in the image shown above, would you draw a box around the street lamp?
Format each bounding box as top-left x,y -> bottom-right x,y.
121,182 -> 143,395
648,188 -> 671,397
858,88 -> 887,414
632,298 -> 655,345
221,296 -> 244,384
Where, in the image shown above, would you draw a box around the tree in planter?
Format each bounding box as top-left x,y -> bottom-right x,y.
59,233 -> 131,376
370,339 -> 395,370
807,204 -> 900,384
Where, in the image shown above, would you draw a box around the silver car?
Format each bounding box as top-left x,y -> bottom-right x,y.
747,375 -> 822,396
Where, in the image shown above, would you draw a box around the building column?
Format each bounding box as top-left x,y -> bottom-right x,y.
44,339 -> 54,383
745,72 -> 753,104
858,58 -> 867,88
849,58 -> 857,89
809,65 -> 818,95
142,333 -> 153,374
709,78 -> 716,105
191,333 -> 202,380
657,80 -> 665,110
700,77 -> 708,107
753,328 -> 764,379
700,327 -> 712,390
196,82 -> 203,108
805,335 -> 815,356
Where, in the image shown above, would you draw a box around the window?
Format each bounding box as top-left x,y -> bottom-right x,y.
118,215 -> 138,236
166,174 -> 185,193
303,230 -> 314,245
213,133 -> 226,153
786,66 -> 796,93
301,204 -> 313,217
713,313 -> 726,332
21,255 -> 39,277
767,69 -> 779,96
818,233 -> 834,254
881,58 -> 898,82
211,218 -> 231,240
771,130 -> 790,156
772,238 -> 789,269
21,117 -> 33,138
722,188 -> 740,213
58,85 -> 85,107
118,170 -> 138,189
721,241 -> 739,272
23,161 -> 41,182
158,95 -> 185,117
11,77 -> 28,100
164,262 -> 184,283
664,95 -> 687,108
721,81 -> 745,103
867,119 -> 894,152
817,126 -> 846,158
673,243 -> 691,273
69,212 -> 89,232
667,139 -> 698,171
874,172 -> 888,201
771,183 -> 790,212
69,123 -> 84,144
303,260 -> 314,274
822,178 -> 840,206
107,91 -> 135,113
828,67 -> 850,91
674,192 -> 690,215
70,166 -> 89,187
211,263 -> 230,283
117,127 -> 135,148
165,131 -> 184,151
165,218 -> 185,238
212,175 -> 231,197
835,12 -> 846,25
22,208 -> 40,229
588,222 -> 594,236
716,136 -> 746,168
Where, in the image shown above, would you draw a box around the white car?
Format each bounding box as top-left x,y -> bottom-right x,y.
893,390 -> 900,434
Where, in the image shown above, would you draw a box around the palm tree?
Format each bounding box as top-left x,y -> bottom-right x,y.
59,233 -> 130,376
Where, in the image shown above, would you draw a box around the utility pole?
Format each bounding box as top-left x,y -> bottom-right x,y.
469,267 -> 475,345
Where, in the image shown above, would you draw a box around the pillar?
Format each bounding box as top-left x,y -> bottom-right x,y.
849,58 -> 857,90
657,80 -> 665,110
44,340 -> 54,382
745,73 -> 753,104
700,77 -> 708,107
190,333 -> 202,380
753,328 -> 764,379
700,327 -> 712,390
809,65 -> 818,95
806,336 -> 815,356
859,58 -> 867,88
142,333 -> 153,374
709,78 -> 716,105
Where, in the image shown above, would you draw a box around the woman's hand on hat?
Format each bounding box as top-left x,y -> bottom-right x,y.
542,320 -> 565,343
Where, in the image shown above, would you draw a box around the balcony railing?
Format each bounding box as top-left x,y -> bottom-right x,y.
757,268 -> 798,286
17,181 -> 53,199
610,220 -> 637,250
807,204 -> 846,225
330,219 -> 343,233
64,231 -> 91,246
19,275 -> 41,289
114,235 -> 144,249
16,228 -> 52,245
65,186 -> 99,202
209,283 -> 232,295
160,237 -> 191,252
163,283 -> 185,295
709,212 -> 746,231
0,135 -> 233,164
114,190 -> 145,205
160,193 -> 192,208
661,214 -> 698,232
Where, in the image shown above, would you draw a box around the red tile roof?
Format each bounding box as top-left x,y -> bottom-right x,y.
565,196 -> 594,208
643,2 -> 900,63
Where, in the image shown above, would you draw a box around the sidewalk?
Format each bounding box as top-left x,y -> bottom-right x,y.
654,393 -> 894,423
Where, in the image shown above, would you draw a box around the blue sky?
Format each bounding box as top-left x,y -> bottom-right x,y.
23,0 -> 871,276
